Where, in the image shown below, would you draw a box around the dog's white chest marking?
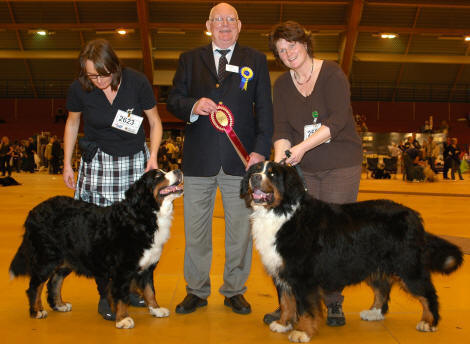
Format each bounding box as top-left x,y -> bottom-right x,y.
250,205 -> 297,277
138,197 -> 174,271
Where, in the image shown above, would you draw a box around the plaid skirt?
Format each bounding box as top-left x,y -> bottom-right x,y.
74,146 -> 149,206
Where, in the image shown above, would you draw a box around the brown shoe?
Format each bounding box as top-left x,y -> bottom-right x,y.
224,294 -> 251,314
175,294 -> 207,314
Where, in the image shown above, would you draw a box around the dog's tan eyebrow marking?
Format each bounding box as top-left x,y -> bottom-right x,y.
261,161 -> 268,174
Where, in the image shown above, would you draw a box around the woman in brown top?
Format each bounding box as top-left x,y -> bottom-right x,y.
263,21 -> 363,328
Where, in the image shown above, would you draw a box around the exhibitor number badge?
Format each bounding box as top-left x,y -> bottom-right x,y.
112,109 -> 143,135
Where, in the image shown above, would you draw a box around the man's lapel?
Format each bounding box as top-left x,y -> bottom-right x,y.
200,44 -> 218,81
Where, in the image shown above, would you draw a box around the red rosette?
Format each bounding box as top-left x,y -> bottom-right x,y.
209,104 -> 250,166
209,104 -> 233,132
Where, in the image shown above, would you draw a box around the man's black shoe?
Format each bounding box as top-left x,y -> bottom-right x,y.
175,294 -> 207,314
129,293 -> 146,307
224,294 -> 251,314
98,298 -> 115,321
263,307 -> 281,325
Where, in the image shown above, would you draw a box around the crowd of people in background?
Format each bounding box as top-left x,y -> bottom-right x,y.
158,136 -> 183,171
0,134 -> 64,177
395,133 -> 465,182
1,129 -> 469,183
0,132 -> 186,179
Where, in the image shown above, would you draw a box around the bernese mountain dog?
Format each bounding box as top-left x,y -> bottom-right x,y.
241,161 -> 463,342
9,169 -> 183,329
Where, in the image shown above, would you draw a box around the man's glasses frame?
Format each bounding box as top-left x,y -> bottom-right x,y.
209,16 -> 239,24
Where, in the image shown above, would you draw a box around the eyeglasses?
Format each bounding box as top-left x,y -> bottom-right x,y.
209,16 -> 238,24
87,73 -> 112,80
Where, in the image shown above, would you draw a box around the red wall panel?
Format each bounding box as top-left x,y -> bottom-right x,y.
0,99 -> 468,147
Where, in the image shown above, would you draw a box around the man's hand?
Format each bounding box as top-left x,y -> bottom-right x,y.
246,152 -> 265,170
194,97 -> 218,116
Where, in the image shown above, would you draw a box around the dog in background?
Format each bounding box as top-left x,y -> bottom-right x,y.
9,169 -> 183,329
423,161 -> 438,182
241,162 -> 462,342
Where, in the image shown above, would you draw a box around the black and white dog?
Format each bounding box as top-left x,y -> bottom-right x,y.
9,169 -> 183,329
241,162 -> 463,342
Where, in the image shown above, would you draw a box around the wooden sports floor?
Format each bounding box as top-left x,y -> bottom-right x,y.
1,171 -> 469,344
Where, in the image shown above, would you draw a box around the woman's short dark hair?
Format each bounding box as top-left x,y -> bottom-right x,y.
78,39 -> 122,92
269,21 -> 314,65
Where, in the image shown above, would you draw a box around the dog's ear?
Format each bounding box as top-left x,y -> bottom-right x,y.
283,165 -> 306,201
240,169 -> 252,199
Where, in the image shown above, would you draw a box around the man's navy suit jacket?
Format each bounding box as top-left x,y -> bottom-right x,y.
167,43 -> 273,177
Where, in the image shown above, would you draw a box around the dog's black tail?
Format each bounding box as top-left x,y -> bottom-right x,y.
9,240 -> 30,279
424,232 -> 463,275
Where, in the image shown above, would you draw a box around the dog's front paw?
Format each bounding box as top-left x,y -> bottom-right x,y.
269,320 -> 293,333
54,303 -> 72,312
33,310 -> 48,319
149,307 -> 170,318
288,330 -> 311,343
360,308 -> 384,321
116,317 -> 135,329
416,321 -> 437,332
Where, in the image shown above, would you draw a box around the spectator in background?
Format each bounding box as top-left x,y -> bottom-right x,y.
387,142 -> 401,158
28,136 -> 37,154
449,137 -> 464,180
443,137 -> 451,179
400,134 -> 421,154
404,145 -> 425,181
0,136 -> 12,176
410,133 -> 421,150
11,143 -> 22,173
22,139 -> 35,173
423,136 -> 439,173
44,137 -> 53,173
51,135 -> 62,174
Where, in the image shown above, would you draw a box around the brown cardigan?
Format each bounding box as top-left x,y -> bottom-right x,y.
273,60 -> 362,172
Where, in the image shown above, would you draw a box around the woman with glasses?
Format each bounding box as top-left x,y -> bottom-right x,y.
264,21 -> 362,328
63,39 -> 162,320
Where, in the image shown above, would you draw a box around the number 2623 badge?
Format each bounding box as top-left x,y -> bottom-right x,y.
111,109 -> 143,135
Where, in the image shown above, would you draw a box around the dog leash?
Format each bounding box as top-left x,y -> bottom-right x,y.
283,150 -> 308,192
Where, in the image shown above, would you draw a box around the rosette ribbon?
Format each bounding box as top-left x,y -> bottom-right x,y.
209,104 -> 250,166
239,66 -> 253,91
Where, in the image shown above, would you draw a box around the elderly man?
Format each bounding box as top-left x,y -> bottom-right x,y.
167,2 -> 273,315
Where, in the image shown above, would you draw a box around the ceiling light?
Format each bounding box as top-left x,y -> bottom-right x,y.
380,33 -> 397,39
115,28 -> 134,35
465,36 -> 470,42
28,29 -> 52,36
205,31 -> 212,37
95,29 -> 134,35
